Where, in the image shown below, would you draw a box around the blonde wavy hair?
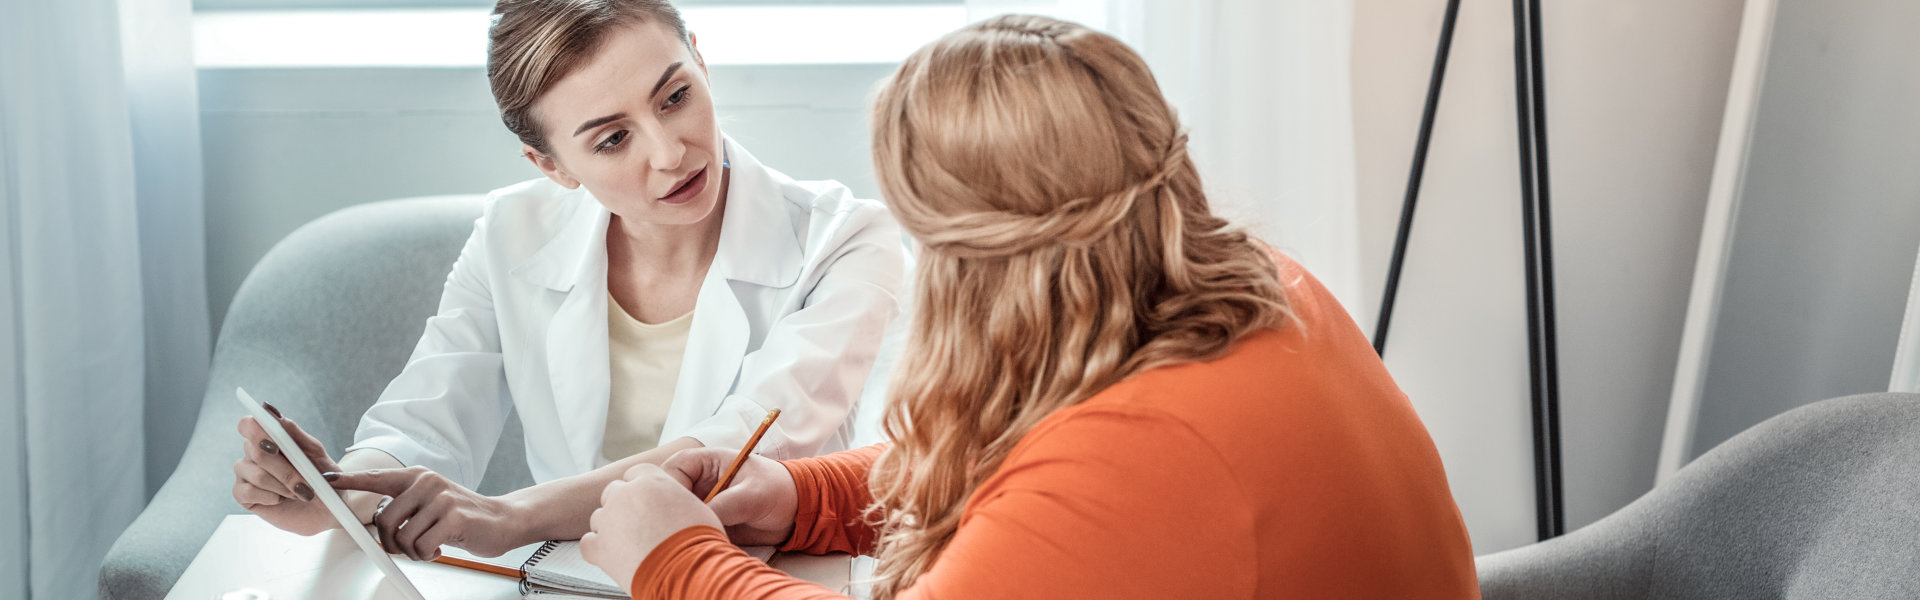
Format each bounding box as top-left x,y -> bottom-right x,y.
866,14 -> 1293,598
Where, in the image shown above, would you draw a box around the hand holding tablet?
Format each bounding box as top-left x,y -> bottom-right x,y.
233,394 -> 350,536
237,387 -> 429,600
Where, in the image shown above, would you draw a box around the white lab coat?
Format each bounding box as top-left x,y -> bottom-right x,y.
349,138 -> 910,486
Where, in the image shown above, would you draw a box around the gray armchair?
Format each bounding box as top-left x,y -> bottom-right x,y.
1477,392 -> 1920,599
100,196 -> 536,599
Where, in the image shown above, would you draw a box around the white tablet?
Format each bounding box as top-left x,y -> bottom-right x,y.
237,387 -> 427,600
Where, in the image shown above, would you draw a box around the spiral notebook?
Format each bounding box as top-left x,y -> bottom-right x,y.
519,540 -> 778,598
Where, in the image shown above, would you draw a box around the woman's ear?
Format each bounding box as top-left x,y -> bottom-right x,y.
690,32 -> 707,76
523,144 -> 581,189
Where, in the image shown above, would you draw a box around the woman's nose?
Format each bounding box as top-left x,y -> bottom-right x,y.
641,129 -> 686,173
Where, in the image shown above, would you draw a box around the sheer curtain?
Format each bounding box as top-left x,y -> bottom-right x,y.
967,0 -> 1365,318
0,0 -> 209,597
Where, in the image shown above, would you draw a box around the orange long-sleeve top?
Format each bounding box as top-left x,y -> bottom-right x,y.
632,252 -> 1479,599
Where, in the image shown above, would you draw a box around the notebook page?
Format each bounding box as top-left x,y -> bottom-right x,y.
524,541 -> 622,595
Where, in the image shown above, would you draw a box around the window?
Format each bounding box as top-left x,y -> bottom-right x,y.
194,1 -> 973,68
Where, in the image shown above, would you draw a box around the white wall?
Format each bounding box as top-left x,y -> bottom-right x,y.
1117,0 -> 1364,314
1690,0 -> 1920,459
199,64 -> 894,339
1352,0 -> 1743,553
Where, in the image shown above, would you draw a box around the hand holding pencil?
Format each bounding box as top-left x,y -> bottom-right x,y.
704,409 -> 781,503
580,410 -> 797,593
664,411 -> 800,547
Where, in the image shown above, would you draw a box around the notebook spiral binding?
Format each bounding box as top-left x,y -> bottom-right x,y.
518,540 -> 564,596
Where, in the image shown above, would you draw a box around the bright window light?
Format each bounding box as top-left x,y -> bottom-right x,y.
193,5 -> 968,68
690,5 -> 966,65
194,10 -> 490,68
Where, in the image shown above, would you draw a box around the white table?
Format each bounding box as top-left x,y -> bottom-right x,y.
167,515 -> 851,599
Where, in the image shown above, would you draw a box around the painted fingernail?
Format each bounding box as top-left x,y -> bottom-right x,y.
322,472 -> 340,482
259,439 -> 279,455
262,402 -> 283,419
294,482 -> 315,501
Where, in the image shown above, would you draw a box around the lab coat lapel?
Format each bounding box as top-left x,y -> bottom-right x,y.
666,138 -> 804,434
706,138 -> 804,288
515,196 -> 614,472
673,270 -> 749,431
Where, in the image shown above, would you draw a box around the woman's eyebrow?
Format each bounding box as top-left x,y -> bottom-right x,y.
650,62 -> 685,97
574,113 -> 627,137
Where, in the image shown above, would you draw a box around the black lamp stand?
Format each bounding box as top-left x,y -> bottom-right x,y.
1370,0 -> 1566,541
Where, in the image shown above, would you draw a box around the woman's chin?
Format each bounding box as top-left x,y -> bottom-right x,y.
615,195 -> 721,229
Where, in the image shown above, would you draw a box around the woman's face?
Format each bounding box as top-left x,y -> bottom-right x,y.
525,20 -> 723,227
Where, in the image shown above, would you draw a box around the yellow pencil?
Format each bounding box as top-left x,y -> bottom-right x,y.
431,554 -> 521,579
704,409 -> 781,503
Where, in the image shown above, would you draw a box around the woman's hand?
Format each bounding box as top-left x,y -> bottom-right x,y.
661,448 -> 799,546
581,462 -> 725,594
325,467 -> 527,560
232,404 -> 343,536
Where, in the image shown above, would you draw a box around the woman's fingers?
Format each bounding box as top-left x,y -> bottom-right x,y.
578,531 -> 603,567
233,479 -> 285,507
375,489 -> 431,559
687,454 -> 772,524
363,468 -> 460,561
660,447 -> 734,497
662,459 -> 697,490
238,416 -> 316,501
582,467 -> 724,585
276,415 -> 340,473
702,484 -> 759,527
237,414 -> 268,441
234,456 -> 298,502
412,516 -> 460,562
393,506 -> 446,561
329,467 -> 492,562
599,476 -> 633,510
324,468 -> 419,497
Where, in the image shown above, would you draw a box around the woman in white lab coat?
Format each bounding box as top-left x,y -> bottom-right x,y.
229,0 -> 908,560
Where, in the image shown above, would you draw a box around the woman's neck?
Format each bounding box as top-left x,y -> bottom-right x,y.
607,168 -> 730,279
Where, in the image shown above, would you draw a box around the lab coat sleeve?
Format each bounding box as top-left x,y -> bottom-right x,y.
678,206 -> 909,458
346,213 -> 513,488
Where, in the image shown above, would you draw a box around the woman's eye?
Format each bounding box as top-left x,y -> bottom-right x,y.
666,86 -> 689,107
596,130 -> 627,153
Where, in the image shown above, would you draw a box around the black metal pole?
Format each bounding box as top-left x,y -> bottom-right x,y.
1512,0 -> 1564,541
1371,0 -> 1565,541
1373,0 -> 1462,356
1526,0 -> 1565,539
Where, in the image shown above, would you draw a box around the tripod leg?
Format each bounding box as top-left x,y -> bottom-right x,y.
1512,0 -> 1565,541
1373,0 -> 1463,356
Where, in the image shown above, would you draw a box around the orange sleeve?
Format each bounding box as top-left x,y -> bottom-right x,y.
631,526 -> 844,599
631,411 -> 1254,600
779,443 -> 886,555
631,444 -> 886,600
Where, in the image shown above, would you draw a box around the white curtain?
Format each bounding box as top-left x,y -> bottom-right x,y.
967,0 -> 1365,319
122,0 -> 214,504
0,0 -> 209,597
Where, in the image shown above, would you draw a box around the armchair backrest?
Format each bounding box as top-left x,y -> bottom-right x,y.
206,195 -> 532,494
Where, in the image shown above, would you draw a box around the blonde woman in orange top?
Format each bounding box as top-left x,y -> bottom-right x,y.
577,14 -> 1480,599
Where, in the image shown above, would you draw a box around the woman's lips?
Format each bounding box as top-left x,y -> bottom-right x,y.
659,167 -> 707,205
